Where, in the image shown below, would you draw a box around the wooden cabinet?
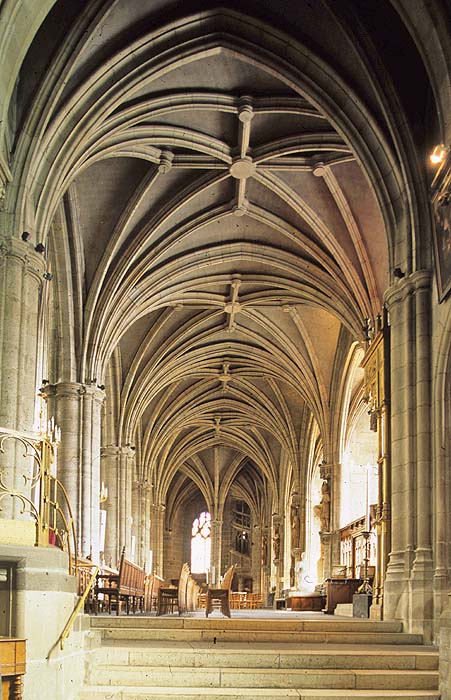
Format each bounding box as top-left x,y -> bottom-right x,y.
324,578 -> 362,614
0,637 -> 26,700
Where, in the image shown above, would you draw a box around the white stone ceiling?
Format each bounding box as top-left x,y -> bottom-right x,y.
33,4 -> 391,512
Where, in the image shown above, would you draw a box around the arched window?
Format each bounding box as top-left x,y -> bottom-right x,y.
191,511 -> 211,573
235,529 -> 250,556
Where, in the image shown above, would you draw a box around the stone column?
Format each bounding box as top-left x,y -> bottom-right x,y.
100,446 -> 121,567
272,514 -> 283,596
0,238 -> 45,518
131,480 -> 151,568
45,382 -> 105,561
361,328 -> 391,620
124,448 -> 135,558
384,272 -> 434,638
260,526 -> 270,602
210,518 -> 223,585
151,503 -> 166,577
319,463 -> 333,579
252,524 -> 262,593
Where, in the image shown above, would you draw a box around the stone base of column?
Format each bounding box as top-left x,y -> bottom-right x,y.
409,575 -> 434,642
433,572 -> 450,641
369,602 -> 383,620
439,593 -> 451,700
384,573 -> 410,623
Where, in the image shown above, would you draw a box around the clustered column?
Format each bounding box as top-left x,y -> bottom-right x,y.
45,381 -> 105,560
272,513 -> 283,597
210,517 -> 223,584
319,462 -> 332,580
0,238 -> 45,517
99,445 -> 134,567
150,503 -> 166,577
384,271 -> 434,639
131,478 -> 151,567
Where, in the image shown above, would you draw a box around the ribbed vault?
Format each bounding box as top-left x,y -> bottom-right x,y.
10,0 -> 434,542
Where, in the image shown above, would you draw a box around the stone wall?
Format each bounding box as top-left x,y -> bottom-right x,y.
0,544 -> 90,700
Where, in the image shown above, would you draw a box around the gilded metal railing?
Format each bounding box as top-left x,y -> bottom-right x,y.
0,426 -> 78,574
59,565 -> 98,650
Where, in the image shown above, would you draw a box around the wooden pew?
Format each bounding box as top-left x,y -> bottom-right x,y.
94,548 -> 146,615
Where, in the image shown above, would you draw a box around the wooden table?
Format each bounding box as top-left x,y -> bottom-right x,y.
0,637 -> 26,700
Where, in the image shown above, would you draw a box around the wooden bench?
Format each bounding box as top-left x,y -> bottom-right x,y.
94,548 -> 146,615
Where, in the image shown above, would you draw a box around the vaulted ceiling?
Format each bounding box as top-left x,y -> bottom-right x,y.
7,0 -> 439,517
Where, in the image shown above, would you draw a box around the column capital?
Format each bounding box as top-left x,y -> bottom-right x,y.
133,478 -> 151,493
101,445 -> 122,457
384,270 -> 432,309
0,236 -> 46,279
78,383 -> 106,403
43,381 -> 84,398
44,381 -> 105,403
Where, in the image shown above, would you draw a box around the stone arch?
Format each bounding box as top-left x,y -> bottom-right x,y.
7,8 -> 420,271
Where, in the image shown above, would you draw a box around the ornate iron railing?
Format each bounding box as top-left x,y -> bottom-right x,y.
0,426 -> 78,574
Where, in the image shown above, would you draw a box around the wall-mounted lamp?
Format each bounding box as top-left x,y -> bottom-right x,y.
43,272 -> 53,281
35,243 -> 46,254
430,144 -> 449,165
21,232 -> 31,242
97,384 -> 105,390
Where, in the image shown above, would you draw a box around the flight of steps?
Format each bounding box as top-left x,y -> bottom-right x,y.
79,615 -> 440,700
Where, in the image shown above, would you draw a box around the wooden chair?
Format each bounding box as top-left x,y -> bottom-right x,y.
157,563 -> 189,615
205,564 -> 236,618
177,563 -> 190,615
157,586 -> 179,615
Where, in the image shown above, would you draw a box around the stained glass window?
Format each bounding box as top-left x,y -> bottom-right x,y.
191,511 -> 211,573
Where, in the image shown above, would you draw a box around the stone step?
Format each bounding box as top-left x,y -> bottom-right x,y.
89,617 -> 405,633
99,627 -> 424,645
81,618 -> 438,700
93,643 -> 438,670
88,666 -> 438,690
79,686 -> 441,700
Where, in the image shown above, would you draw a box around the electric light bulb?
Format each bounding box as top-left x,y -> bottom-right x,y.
430,144 -> 448,165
